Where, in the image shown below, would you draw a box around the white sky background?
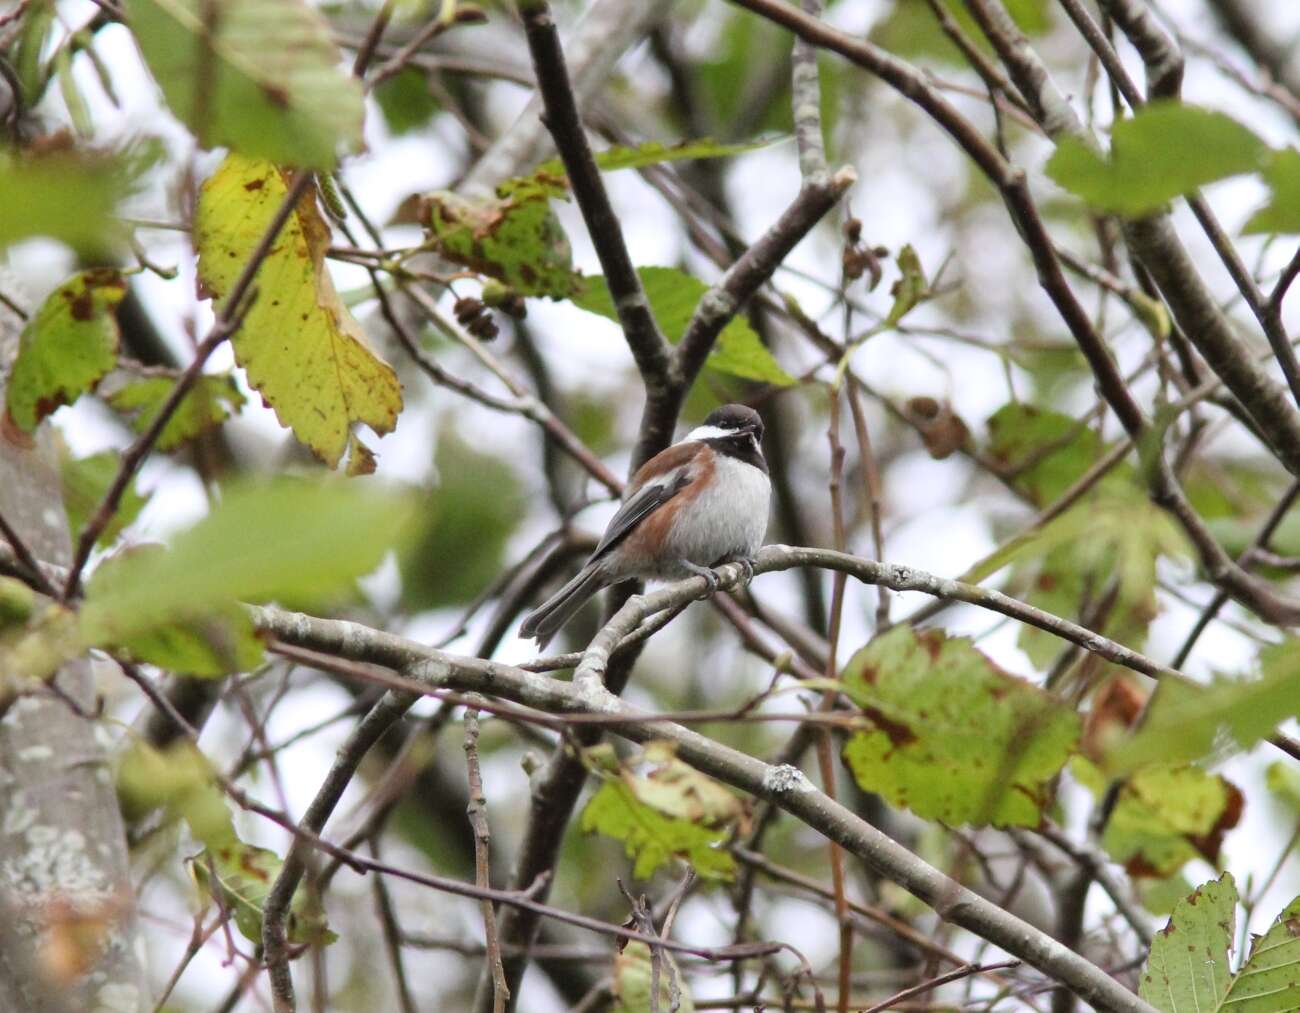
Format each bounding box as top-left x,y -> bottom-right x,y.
8,0 -> 1300,1008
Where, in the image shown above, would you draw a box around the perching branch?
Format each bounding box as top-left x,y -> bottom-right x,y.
250,597 -> 1161,1013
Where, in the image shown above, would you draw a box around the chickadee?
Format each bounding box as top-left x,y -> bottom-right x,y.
520,403 -> 771,644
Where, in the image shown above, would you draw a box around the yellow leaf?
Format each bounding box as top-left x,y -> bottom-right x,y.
195,154 -> 402,466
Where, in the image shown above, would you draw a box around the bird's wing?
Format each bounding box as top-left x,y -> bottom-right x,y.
590,446 -> 700,560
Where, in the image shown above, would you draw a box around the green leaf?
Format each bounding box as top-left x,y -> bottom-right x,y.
422,179 -> 579,299
398,433 -> 525,610
14,0 -> 55,106
1073,757 -> 1242,878
1140,873 -> 1237,1011
0,144 -> 152,252
92,547 -> 265,676
125,0 -> 364,169
79,477 -> 418,648
1141,873 -> 1300,1013
1104,640 -> 1300,774
579,743 -> 742,881
195,154 -> 402,466
60,449 -> 151,548
1046,103 -> 1269,216
612,942 -> 696,1013
572,267 -> 794,386
104,372 -> 245,450
118,740 -> 234,847
1011,491 -> 1188,668
374,66 -> 439,136
535,136 -> 778,179
884,243 -> 929,326
840,626 -> 1079,827
986,402 -> 1112,507
1266,760 -> 1300,810
190,841 -> 336,946
5,269 -> 124,431
871,0 -> 1049,65
1244,147 -> 1300,234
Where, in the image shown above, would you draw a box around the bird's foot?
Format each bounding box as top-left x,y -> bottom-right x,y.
730,556 -> 756,587
682,562 -> 720,598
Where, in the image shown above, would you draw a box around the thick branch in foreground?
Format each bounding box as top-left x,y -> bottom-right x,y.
250,590 -> 1160,1013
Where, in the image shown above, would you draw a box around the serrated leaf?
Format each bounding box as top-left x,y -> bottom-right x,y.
0,141 -> 154,254
195,154 -> 402,466
104,372 -> 245,450
581,781 -> 735,881
1074,758 -> 1242,878
125,0 -> 364,169
1244,147 -> 1300,234
79,477 -> 417,648
190,841 -> 336,946
397,433 -> 524,610
613,942 -> 696,1013
572,267 -> 794,386
1141,873 -> 1300,1013
60,449 -> 151,548
1014,491 -> 1189,668
6,269 -> 124,431
1140,873 -> 1237,1011
423,180 -> 579,298
1104,640 -> 1300,774
1046,103 -> 1269,216
840,626 -> 1079,827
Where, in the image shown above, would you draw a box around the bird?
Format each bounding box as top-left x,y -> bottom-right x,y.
519,403 -> 771,645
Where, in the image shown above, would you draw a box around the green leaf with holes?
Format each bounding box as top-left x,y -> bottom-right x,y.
1073,758 -> 1242,878
104,373 -> 245,450
60,450 -> 150,548
840,626 -> 1079,827
423,176 -> 579,298
1046,103 -> 1269,216
5,269 -> 125,431
572,267 -> 794,386
1140,872 -> 1300,1013
126,0 -> 364,168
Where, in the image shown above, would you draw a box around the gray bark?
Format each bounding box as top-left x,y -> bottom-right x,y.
0,276 -> 144,1012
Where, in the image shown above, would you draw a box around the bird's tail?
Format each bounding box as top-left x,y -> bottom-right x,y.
519,564 -> 607,645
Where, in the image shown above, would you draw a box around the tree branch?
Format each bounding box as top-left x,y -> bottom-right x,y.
250,599 -> 1162,1013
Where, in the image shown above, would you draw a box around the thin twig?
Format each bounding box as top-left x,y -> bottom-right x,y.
465,705 -> 510,1013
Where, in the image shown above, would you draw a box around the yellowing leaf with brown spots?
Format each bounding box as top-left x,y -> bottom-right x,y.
195,154 -> 402,466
